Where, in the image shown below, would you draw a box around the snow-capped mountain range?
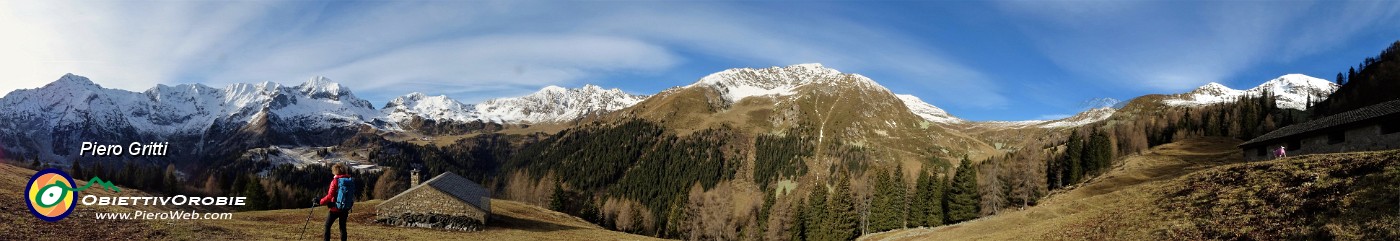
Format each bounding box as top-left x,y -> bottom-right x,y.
0,74 -> 384,160
0,74 -> 383,136
382,85 -> 645,125
475,85 -> 647,124
0,67 -> 1340,161
0,74 -> 645,161
1163,74 -> 1338,110
982,74 -> 1337,129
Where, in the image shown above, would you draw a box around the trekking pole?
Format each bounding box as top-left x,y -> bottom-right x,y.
300,202 -> 316,240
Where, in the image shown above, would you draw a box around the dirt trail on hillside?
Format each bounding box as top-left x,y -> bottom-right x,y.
861,137 -> 1243,241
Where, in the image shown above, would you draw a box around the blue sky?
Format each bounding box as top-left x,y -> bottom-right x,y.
1,1 -> 1397,121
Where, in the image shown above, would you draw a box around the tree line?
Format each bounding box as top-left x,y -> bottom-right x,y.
1317,40 -> 1400,117
785,156 -> 980,240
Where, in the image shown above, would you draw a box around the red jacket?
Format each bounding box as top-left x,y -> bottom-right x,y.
319,174 -> 352,212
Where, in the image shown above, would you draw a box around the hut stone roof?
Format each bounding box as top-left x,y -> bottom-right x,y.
1242,99 -> 1400,147
386,172 -> 491,212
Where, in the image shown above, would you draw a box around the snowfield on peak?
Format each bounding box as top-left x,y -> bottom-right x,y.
685,63 -> 958,125
382,92 -> 481,123
688,63 -> 887,104
473,84 -> 647,124
1164,74 -> 1338,110
896,94 -> 964,124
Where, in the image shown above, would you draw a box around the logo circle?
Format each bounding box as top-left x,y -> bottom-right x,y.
25,168 -> 77,222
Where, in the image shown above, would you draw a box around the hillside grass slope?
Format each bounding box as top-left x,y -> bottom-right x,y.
862,138 -> 1400,240
0,162 -> 666,240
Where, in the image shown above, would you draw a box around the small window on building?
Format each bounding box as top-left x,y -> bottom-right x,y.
1383,121 -> 1400,135
1328,131 -> 1346,144
1287,140 -> 1301,151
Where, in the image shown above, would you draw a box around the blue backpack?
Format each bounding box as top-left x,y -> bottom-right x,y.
333,177 -> 356,210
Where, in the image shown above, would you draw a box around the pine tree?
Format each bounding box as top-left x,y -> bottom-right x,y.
71,161 -> 85,180
163,164 -> 179,194
1046,152 -> 1060,189
241,175 -> 269,211
120,162 -> 136,186
1337,72 -> 1346,86
928,173 -> 945,226
1082,129 -> 1112,177
911,172 -> 929,227
1063,132 -> 1083,186
804,185 -> 828,241
869,168 -> 898,232
580,196 -> 600,224
789,202 -> 805,241
827,171 -> 857,241
759,190 -> 776,237
946,157 -> 980,223
894,166 -> 909,228
549,183 -> 566,211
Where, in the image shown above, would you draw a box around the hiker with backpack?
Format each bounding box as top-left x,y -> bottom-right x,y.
315,163 -> 356,241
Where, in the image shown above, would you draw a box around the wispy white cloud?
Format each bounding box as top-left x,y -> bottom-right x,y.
313,34 -> 679,103
575,5 -> 1005,107
0,0 -> 1005,108
0,0 -> 275,95
997,0 -> 1399,92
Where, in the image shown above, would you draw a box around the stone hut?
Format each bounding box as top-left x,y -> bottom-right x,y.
376,172 -> 491,231
1240,99 -> 1400,161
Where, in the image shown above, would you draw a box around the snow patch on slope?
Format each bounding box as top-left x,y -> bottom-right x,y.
896,94 -> 964,124
979,120 -> 1050,128
1039,107 -> 1116,128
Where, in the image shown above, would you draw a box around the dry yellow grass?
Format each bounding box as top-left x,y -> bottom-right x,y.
860,137 -> 1244,241
864,138 -> 1400,241
185,199 -> 668,240
0,162 -> 667,240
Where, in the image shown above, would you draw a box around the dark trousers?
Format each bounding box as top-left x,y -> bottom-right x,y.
324,210 -> 348,241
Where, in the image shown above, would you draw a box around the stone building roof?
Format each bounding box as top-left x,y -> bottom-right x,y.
387,172 -> 491,212
1242,99 -> 1400,147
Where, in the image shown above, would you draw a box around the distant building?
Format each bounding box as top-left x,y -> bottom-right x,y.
1240,99 -> 1400,161
376,171 -> 492,231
